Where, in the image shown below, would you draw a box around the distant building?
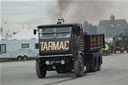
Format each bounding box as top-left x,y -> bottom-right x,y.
83,21 -> 97,34
97,15 -> 128,38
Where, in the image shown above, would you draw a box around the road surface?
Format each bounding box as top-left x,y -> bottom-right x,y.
1,53 -> 128,85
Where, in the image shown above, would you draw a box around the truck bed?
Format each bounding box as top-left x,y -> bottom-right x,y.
84,34 -> 105,51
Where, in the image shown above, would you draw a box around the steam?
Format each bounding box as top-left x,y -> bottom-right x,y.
46,0 -> 73,23
69,1 -> 112,24
57,0 -> 72,18
47,0 -> 112,24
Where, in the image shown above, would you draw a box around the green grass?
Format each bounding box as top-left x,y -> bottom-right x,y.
0,58 -> 35,63
0,59 -> 11,62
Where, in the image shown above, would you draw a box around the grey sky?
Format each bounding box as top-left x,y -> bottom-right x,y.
1,1 -> 56,24
1,0 -> 128,34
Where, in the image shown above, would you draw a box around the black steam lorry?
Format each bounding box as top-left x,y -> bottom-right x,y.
34,20 -> 105,78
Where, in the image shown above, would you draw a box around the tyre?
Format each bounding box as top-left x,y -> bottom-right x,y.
17,56 -> 22,61
74,55 -> 84,77
97,56 -> 102,71
90,57 -> 98,72
23,56 -> 28,60
36,60 -> 47,78
120,50 -> 124,53
97,63 -> 101,71
86,64 -> 91,72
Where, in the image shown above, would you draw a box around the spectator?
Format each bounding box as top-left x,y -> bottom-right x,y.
102,44 -> 109,56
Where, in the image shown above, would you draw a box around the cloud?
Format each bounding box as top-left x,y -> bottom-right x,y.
1,1 -> 57,34
1,1 -> 51,24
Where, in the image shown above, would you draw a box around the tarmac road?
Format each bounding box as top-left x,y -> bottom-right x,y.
1,53 -> 128,85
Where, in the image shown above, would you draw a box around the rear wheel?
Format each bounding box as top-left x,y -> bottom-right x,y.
90,57 -> 98,72
23,56 -> 28,60
17,56 -> 22,61
97,56 -> 102,71
74,55 -> 84,77
36,60 -> 47,78
86,64 -> 91,72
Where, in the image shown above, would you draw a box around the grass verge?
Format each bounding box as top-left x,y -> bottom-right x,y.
0,58 -> 35,63
0,59 -> 11,62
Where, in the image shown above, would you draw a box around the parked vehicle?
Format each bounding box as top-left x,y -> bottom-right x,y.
0,39 -> 39,60
113,34 -> 128,53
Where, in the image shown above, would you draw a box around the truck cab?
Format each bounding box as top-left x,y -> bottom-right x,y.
37,24 -> 83,56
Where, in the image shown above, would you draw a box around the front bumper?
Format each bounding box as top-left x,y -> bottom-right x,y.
37,54 -> 74,71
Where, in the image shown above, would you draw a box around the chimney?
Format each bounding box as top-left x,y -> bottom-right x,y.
57,18 -> 65,24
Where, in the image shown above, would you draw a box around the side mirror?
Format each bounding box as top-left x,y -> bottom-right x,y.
33,29 -> 37,35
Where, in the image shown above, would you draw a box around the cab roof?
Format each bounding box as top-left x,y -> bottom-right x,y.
37,23 -> 82,29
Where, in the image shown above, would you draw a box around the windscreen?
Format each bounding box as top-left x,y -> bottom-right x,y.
39,27 -> 72,39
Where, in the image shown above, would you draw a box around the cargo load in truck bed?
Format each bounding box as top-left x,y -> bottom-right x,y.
84,34 -> 105,51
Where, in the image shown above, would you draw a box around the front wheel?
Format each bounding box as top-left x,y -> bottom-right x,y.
36,60 -> 47,78
74,55 -> 84,77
